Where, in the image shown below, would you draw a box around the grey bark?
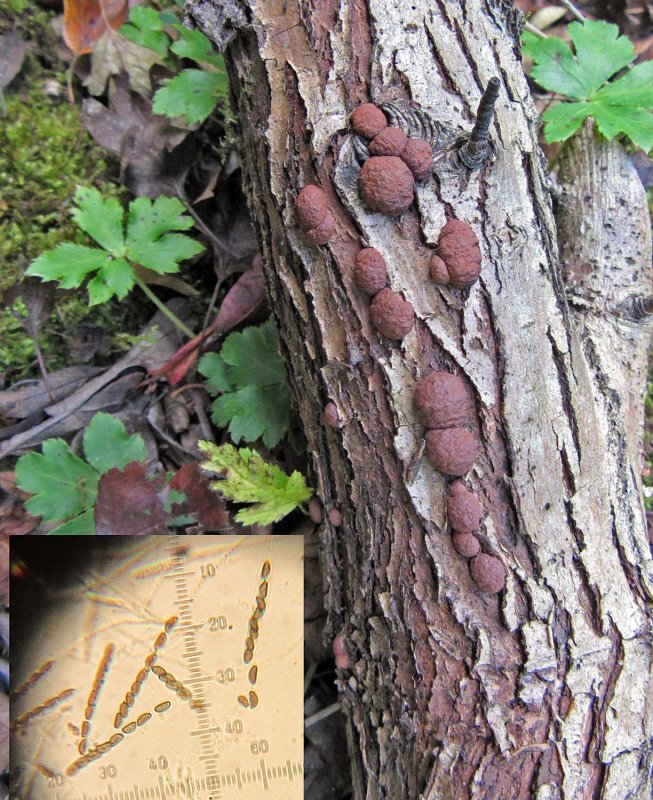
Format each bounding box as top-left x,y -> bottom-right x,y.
190,1 -> 653,798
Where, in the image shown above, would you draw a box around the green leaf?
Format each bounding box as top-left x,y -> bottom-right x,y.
198,442 -> 312,525
87,258 -> 134,305
121,6 -> 170,57
125,196 -> 204,273
71,186 -> 125,254
82,412 -> 148,474
541,101 -> 591,143
567,20 -> 633,95
26,243 -> 112,289
202,320 -> 292,449
522,20 -> 652,150
220,319 -> 287,388
169,24 -> 225,68
198,352 -> 233,392
49,509 -> 96,535
212,385 -> 291,450
15,439 -> 99,522
152,69 -> 226,125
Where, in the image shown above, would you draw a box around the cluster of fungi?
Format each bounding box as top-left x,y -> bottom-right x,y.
296,91 -> 506,594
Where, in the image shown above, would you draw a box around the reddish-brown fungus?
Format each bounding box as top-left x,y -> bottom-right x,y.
429,254 -> 450,285
350,103 -> 388,138
359,156 -> 414,215
369,127 -> 408,157
401,138 -> 433,181
305,212 -> 336,246
321,402 -> 341,428
328,508 -> 342,527
437,219 -> 482,289
470,553 -> 506,593
354,248 -> 388,296
296,185 -> 328,231
424,428 -> 478,476
447,480 -> 483,532
308,498 -> 323,524
452,532 -> 481,558
370,288 -> 415,340
414,371 -> 471,430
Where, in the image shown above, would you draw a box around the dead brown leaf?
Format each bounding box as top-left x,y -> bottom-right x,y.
0,31 -> 28,91
84,30 -> 163,97
62,0 -> 129,56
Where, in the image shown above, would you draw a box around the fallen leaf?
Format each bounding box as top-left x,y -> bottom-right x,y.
168,461 -> 231,531
153,256 -> 267,385
0,366 -> 102,419
3,277 -> 56,342
84,30 -> 163,97
94,461 -> 169,534
63,0 -> 129,55
0,31 -> 28,90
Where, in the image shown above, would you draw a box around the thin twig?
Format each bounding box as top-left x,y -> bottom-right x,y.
304,701 -> 342,729
559,0 -> 586,22
524,20 -> 548,38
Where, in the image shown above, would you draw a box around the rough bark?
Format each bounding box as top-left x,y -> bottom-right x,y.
189,1 -> 653,798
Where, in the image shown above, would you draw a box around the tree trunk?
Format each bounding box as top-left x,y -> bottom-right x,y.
189,1 -> 653,797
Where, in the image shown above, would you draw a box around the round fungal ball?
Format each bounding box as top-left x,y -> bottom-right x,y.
429,255 -> 450,285
424,428 -> 478,476
321,402 -> 341,428
354,248 -> 388,295
401,138 -> 433,181
452,532 -> 480,558
296,185 -> 328,231
447,480 -> 484,532
470,553 -> 506,593
414,371 -> 471,430
305,212 -> 336,246
437,219 -> 482,290
370,288 -> 415,340
308,498 -> 323,523
369,127 -> 408,157
328,508 -> 342,527
359,156 -> 415,215
351,103 -> 388,138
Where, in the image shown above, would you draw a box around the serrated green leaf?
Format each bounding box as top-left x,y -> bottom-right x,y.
15,439 -> 99,522
26,243 -> 113,289
523,19 -> 652,150
212,385 -> 291,450
541,101 -> 591,143
170,24 -> 224,68
48,509 -> 96,535
198,442 -> 311,525
153,69 -> 226,125
83,412 -> 148,475
72,186 -> 125,254
198,352 -> 233,392
127,234 -> 204,273
567,20 -> 633,96
121,6 -> 170,57
125,196 -> 204,273
220,319 -> 287,388
87,258 -> 134,305
203,320 -> 292,448
590,104 -> 653,152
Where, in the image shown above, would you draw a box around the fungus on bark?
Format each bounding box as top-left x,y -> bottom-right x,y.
369,126 -> 408,157
296,184 -> 336,245
469,552 -> 506,594
429,254 -> 450,285
350,103 -> 388,139
401,138 -> 433,181
321,402 -> 341,428
452,533 -> 481,558
354,247 -> 388,296
370,288 -> 415,340
435,219 -> 482,289
308,498 -> 323,523
328,508 -> 342,527
414,371 -> 471,430
359,156 -> 414,215
424,428 -> 478,476
305,213 -> 336,246
447,480 -> 483,532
